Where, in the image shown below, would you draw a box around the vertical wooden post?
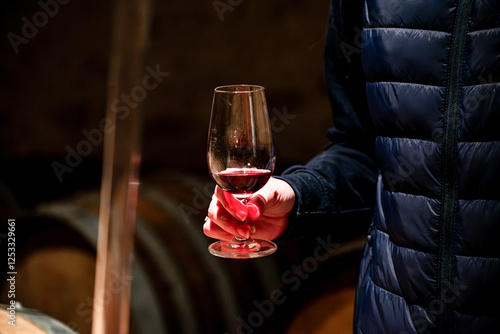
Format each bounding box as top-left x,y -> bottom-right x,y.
92,0 -> 152,333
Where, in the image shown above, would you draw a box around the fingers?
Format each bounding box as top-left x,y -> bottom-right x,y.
215,186 -> 248,221
204,218 -> 252,240
246,195 -> 264,220
203,218 -> 237,241
204,179 -> 295,242
206,192 -> 252,240
248,216 -> 288,241
204,213 -> 284,242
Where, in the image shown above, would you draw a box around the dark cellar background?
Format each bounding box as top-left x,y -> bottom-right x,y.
0,1 -> 365,333
0,0 -> 333,208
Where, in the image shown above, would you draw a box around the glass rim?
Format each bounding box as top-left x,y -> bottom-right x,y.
214,84 -> 265,93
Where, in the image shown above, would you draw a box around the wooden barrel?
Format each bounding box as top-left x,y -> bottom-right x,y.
3,172 -> 293,334
0,303 -> 77,334
284,267 -> 359,334
3,171 -> 365,334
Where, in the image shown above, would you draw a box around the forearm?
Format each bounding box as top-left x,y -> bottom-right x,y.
273,0 -> 377,242
276,140 -> 377,242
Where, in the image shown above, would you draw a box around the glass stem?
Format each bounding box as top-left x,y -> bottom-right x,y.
235,194 -> 252,243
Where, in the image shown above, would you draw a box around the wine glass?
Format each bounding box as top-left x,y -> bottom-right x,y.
207,84 -> 277,259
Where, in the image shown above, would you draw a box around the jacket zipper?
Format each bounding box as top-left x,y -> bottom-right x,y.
439,0 -> 473,333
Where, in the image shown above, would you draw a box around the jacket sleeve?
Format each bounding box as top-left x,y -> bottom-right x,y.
275,0 -> 377,242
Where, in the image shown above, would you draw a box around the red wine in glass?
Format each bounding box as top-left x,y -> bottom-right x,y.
213,168 -> 272,195
207,84 -> 277,259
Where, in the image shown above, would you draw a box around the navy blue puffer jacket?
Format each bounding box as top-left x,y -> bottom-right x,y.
278,0 -> 500,333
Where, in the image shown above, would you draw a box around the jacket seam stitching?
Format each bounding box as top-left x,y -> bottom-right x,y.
469,26 -> 500,34
375,227 -> 437,256
378,135 -> 500,145
364,26 -> 452,34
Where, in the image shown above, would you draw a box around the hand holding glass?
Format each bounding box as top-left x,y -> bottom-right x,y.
207,85 -> 277,259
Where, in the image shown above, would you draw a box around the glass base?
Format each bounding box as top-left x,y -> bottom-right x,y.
208,238 -> 277,259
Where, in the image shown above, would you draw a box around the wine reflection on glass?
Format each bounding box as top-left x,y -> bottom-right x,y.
207,84 -> 277,259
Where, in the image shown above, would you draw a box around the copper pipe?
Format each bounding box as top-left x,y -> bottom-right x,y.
92,0 -> 152,333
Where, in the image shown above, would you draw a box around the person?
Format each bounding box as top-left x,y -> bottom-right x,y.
204,0 -> 500,333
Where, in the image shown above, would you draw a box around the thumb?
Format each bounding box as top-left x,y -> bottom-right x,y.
246,194 -> 266,221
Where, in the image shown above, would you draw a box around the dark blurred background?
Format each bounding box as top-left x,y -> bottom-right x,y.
0,0 -> 333,209
0,1 -> 364,333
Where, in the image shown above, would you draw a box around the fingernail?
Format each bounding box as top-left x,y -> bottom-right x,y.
237,227 -> 251,239
247,204 -> 260,220
235,208 -> 248,222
